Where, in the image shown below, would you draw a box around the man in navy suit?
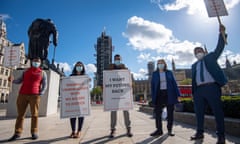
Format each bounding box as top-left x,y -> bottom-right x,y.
190,25 -> 227,144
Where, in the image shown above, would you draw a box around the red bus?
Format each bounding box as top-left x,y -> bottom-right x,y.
178,85 -> 192,98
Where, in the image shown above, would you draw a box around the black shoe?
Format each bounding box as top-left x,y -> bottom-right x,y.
8,134 -> 20,141
190,133 -> 204,140
216,136 -> 225,144
31,133 -> 38,140
126,128 -> 133,137
168,131 -> 175,136
109,130 -> 115,138
150,130 -> 163,137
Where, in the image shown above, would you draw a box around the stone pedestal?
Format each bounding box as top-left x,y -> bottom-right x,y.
6,69 -> 60,117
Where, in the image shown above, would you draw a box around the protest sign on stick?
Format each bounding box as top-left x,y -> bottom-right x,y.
3,46 -> 21,92
3,46 -> 21,68
103,69 -> 134,111
204,0 -> 228,44
60,75 -> 91,118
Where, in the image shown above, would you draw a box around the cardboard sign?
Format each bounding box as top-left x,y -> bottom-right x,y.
60,75 -> 91,118
3,46 -> 21,67
204,0 -> 228,17
103,69 -> 134,111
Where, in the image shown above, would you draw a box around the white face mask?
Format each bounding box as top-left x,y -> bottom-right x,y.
32,62 -> 41,68
114,60 -> 121,66
195,52 -> 205,60
158,64 -> 165,69
76,66 -> 83,72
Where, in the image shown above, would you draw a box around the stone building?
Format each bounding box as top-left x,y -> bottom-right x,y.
0,19 -> 27,103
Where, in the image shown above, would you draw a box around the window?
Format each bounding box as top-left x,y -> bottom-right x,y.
5,69 -> 9,76
3,80 -> 7,87
0,67 -> 4,74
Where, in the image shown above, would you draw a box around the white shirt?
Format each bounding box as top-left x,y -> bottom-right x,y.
196,60 -> 215,86
159,72 -> 167,90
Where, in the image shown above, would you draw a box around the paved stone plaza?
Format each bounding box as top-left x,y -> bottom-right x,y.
0,105 -> 239,144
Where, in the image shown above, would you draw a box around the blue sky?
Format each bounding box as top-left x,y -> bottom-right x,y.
1,0 -> 240,80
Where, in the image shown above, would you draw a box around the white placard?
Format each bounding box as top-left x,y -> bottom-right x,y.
103,69 -> 133,111
60,75 -> 91,118
3,46 -> 21,67
204,0 -> 228,17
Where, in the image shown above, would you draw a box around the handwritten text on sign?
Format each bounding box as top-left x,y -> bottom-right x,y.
60,75 -> 90,118
204,0 -> 228,17
3,46 -> 21,67
103,70 -> 133,111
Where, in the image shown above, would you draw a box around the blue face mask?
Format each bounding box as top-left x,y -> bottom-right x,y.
114,60 -> 121,66
158,64 -> 165,69
32,62 -> 41,68
76,66 -> 83,72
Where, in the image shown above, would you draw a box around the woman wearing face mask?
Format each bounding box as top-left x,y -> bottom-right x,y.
150,59 -> 180,137
68,61 -> 86,138
8,57 -> 47,141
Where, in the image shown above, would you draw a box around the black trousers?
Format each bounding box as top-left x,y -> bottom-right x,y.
70,117 -> 84,132
154,90 -> 174,132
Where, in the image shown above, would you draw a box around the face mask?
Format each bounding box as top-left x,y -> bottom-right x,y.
195,52 -> 205,60
114,60 -> 121,66
158,64 -> 165,69
32,62 -> 41,68
76,66 -> 83,72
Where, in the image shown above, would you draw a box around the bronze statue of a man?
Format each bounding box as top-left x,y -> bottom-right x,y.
28,18 -> 58,61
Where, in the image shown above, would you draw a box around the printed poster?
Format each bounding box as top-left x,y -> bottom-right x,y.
60,75 -> 90,118
103,69 -> 134,111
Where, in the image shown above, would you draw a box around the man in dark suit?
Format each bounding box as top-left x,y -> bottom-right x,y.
191,25 -> 227,144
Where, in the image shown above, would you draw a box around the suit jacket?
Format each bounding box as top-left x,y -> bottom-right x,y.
108,64 -> 127,70
151,70 -> 180,105
191,34 -> 228,94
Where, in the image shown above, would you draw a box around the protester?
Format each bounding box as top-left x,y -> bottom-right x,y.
150,59 -> 180,137
8,57 -> 47,141
68,61 -> 86,138
108,54 -> 133,138
190,24 -> 227,144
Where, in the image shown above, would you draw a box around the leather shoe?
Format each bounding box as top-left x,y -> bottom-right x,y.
73,131 -> 81,138
168,131 -> 175,136
216,136 -> 225,144
69,132 -> 75,138
8,134 -> 20,141
190,133 -> 204,140
109,129 -> 116,138
150,130 -> 163,137
31,133 -> 38,140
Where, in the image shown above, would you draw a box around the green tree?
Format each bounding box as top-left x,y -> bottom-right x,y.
179,78 -> 192,85
91,86 -> 102,101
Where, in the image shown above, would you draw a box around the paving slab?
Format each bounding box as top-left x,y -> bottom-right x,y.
0,105 -> 239,144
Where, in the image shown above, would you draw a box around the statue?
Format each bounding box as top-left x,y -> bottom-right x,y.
27,18 -> 58,65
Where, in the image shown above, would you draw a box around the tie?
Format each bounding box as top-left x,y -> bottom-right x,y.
200,60 -> 204,82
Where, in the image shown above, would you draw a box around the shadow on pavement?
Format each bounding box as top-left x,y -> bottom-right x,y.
136,134 -> 168,144
80,134 -> 126,144
23,136 -> 70,144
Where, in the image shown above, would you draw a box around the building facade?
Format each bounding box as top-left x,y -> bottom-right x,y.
133,61 -> 155,101
94,30 -> 113,87
0,18 -> 27,103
